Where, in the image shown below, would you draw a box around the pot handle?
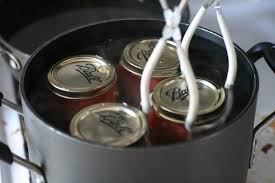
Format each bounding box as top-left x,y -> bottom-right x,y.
247,42 -> 275,73
0,141 -> 46,182
246,42 -> 275,167
0,36 -> 30,80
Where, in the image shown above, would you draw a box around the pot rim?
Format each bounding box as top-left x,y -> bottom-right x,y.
20,18 -> 259,151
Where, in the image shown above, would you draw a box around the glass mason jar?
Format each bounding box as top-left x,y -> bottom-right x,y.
147,76 -> 226,145
47,55 -> 118,115
117,38 -> 180,107
70,103 -> 147,147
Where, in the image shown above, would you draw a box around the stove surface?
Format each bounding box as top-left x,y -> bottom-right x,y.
0,61 -> 29,183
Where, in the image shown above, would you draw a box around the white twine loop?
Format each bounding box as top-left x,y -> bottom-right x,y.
162,8 -> 182,40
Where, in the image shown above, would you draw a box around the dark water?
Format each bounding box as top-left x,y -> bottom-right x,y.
26,28 -> 255,139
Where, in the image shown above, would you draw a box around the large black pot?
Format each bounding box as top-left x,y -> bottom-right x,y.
0,19 -> 275,183
0,0 -> 190,80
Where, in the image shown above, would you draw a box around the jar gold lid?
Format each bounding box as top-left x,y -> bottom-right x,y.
48,55 -> 116,99
70,103 -> 147,147
152,76 -> 225,124
121,38 -> 180,77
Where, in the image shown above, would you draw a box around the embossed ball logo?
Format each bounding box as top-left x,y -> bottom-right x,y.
75,64 -> 103,84
136,42 -> 156,61
165,87 -> 189,102
98,111 -> 134,136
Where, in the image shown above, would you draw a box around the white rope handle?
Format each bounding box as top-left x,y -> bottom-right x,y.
181,0 -> 215,61
140,0 -> 199,131
175,40 -> 199,131
181,6 -> 207,60
215,3 -> 237,88
178,0 -> 188,12
181,0 -> 237,87
140,38 -> 167,113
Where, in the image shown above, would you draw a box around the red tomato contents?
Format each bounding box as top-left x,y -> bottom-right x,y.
147,109 -> 191,145
117,64 -> 163,108
66,82 -> 118,114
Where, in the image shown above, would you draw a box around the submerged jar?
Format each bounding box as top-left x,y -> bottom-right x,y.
147,76 -> 226,145
70,103 -> 147,147
47,55 -> 118,115
117,38 -> 180,107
